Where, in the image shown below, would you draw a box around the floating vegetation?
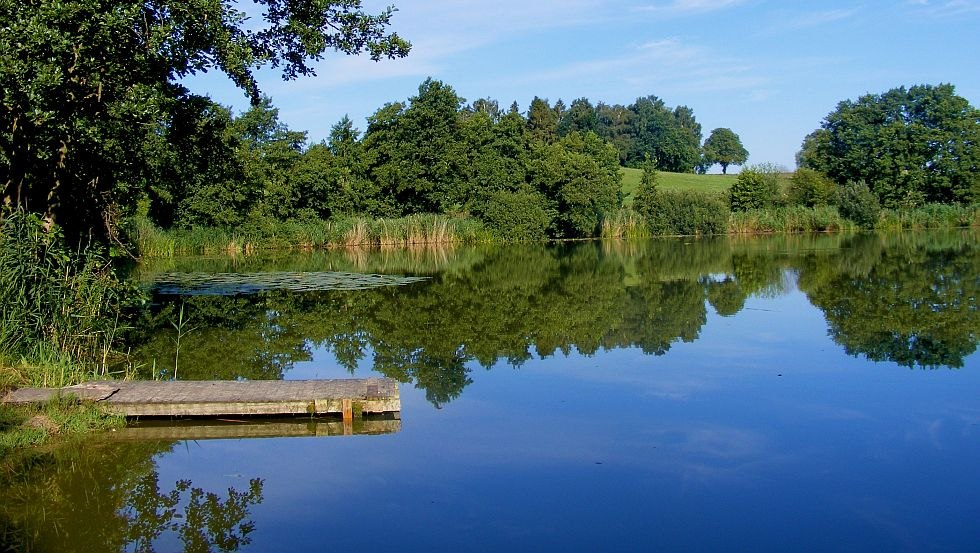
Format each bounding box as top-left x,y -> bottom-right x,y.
150,271 -> 429,296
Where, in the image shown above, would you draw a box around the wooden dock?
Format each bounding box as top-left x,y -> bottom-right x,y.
1,378 -> 400,419
110,418 -> 401,440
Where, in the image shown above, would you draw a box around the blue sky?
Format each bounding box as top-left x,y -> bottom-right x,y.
189,0 -> 980,170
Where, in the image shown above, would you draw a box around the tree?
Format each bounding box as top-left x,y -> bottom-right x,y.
728,165 -> 780,211
624,96 -> 702,172
362,78 -> 467,214
559,98 -> 598,136
702,128 -> 748,174
527,97 -> 559,143
797,84 -> 980,207
0,0 -> 410,244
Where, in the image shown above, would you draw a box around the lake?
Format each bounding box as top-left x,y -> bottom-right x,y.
2,230 -> 978,552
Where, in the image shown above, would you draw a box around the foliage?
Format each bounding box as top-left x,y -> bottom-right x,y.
702,128 -> 748,174
476,189 -> 551,241
798,83 -> 980,207
528,132 -> 622,237
836,181 -> 881,229
0,209 -> 139,383
622,97 -> 702,172
728,165 -> 781,211
527,97 -> 560,143
877,204 -> 979,230
0,0 -> 409,244
788,168 -> 837,207
134,213 -> 492,256
634,185 -> 729,236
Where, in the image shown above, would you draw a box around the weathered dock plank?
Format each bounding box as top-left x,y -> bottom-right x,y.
110,418 -> 401,440
1,378 -> 400,418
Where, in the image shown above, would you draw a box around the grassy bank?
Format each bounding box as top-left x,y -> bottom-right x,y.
0,396 -> 124,458
602,203 -> 978,238
1,210 -> 131,456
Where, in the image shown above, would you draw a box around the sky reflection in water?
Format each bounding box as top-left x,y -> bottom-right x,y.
3,231 -> 979,552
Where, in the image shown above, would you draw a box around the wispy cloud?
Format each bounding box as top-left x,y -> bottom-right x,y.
905,0 -> 980,16
290,0 -> 612,89
635,0 -> 746,16
518,36 -> 766,97
783,7 -> 860,29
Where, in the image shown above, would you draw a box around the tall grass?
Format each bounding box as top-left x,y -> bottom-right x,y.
601,209 -> 650,239
728,206 -> 855,234
0,209 -> 133,388
135,214 -> 494,257
877,204 -> 979,230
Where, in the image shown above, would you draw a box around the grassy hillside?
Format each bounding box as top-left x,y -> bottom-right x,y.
621,168 -> 737,206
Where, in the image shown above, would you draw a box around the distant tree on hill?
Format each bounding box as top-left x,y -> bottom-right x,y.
798,83 -> 980,207
527,97 -> 559,143
702,128 -> 748,174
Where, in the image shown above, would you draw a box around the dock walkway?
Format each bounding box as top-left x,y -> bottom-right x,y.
1,378 -> 400,418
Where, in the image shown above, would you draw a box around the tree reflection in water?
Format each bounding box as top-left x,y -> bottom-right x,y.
0,441 -> 263,553
127,230 -> 979,405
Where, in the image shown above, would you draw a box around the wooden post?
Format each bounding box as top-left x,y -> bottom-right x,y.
342,398 -> 353,422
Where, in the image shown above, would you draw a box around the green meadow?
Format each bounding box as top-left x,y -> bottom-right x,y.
621,168 -> 737,205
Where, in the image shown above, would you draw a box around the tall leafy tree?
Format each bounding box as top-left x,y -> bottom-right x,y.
626,96 -> 702,172
798,83 -> 980,207
702,127 -> 748,174
0,0 -> 410,244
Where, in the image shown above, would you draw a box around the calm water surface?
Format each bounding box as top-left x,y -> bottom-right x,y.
2,231 -> 978,552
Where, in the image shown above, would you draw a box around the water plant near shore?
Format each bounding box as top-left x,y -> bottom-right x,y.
0,209 -> 137,386
134,214 -> 494,257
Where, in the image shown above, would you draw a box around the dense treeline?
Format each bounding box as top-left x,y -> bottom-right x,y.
141,78 -> 734,240
798,83 -> 980,208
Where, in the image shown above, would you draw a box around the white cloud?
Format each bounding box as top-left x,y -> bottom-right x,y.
905,0 -> 980,16
635,0 -> 746,15
517,36 -> 766,97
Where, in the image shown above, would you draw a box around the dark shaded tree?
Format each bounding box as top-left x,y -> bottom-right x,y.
0,0 -> 409,244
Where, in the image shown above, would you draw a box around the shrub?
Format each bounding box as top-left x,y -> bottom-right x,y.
476,189 -> 552,241
789,168 -> 837,207
729,166 -> 780,211
635,187 -> 729,236
836,181 -> 881,229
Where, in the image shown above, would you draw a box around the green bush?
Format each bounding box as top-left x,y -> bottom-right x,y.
836,182 -> 881,229
789,168 -> 837,207
728,167 -> 780,211
477,189 -> 552,241
635,188 -> 729,236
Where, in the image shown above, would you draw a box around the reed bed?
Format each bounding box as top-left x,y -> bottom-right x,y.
600,209 -> 651,240
728,206 -> 854,234
135,214 -> 494,257
877,204 -> 979,231
1,210 -> 132,388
